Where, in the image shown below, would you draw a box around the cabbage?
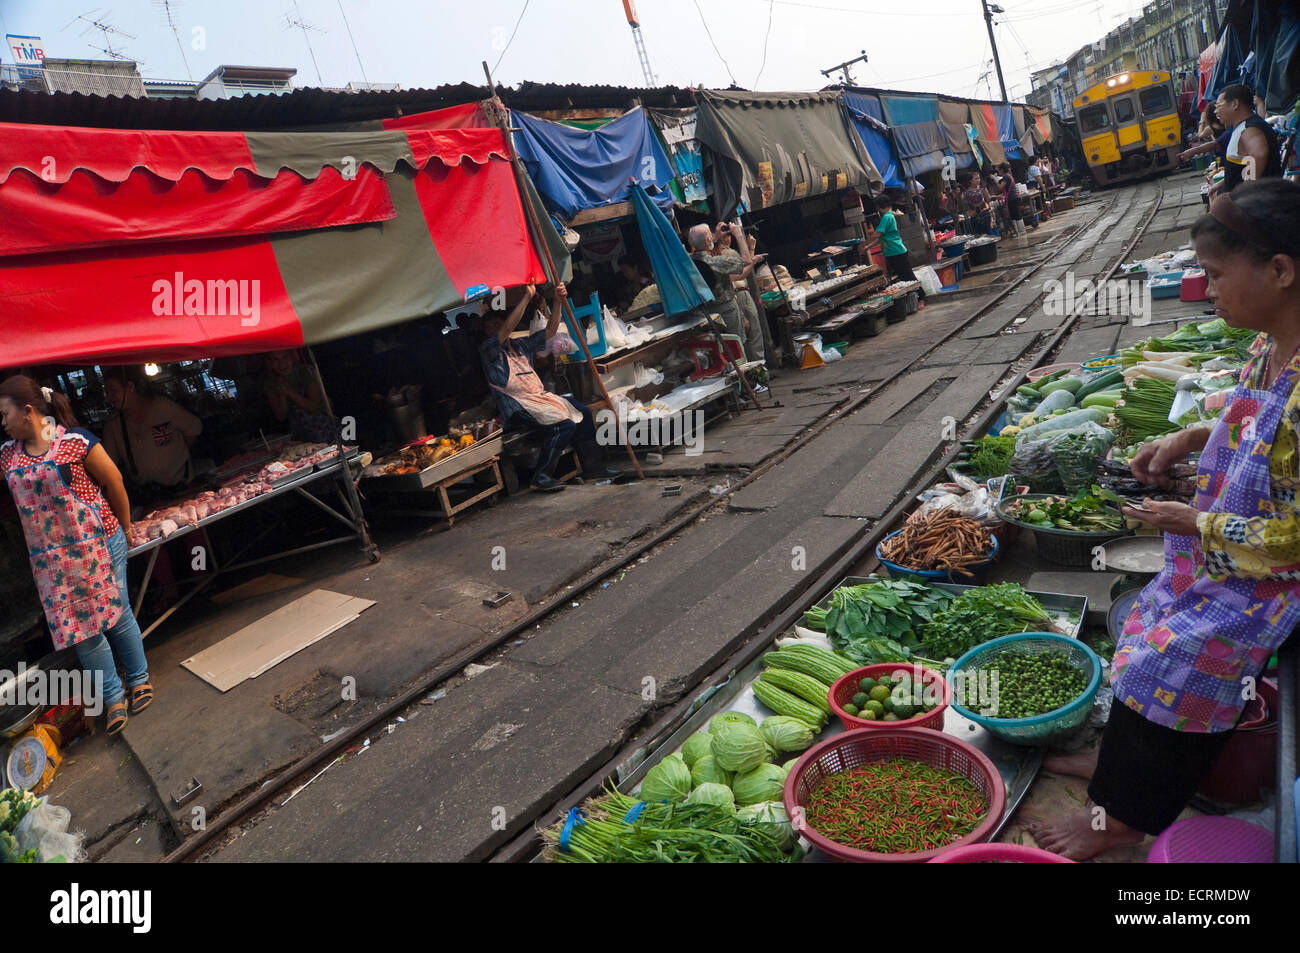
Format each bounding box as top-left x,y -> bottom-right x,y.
690,754 -> 734,788
709,710 -> 757,735
781,758 -> 800,776
732,763 -> 788,806
640,754 -> 691,803
686,782 -> 736,813
737,801 -> 797,851
681,732 -> 713,769
711,723 -> 767,773
760,716 -> 815,753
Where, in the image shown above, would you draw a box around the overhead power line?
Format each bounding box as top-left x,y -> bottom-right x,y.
492,0 -> 532,75
693,0 -> 737,86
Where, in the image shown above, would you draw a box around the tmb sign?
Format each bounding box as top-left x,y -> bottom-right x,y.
7,35 -> 45,80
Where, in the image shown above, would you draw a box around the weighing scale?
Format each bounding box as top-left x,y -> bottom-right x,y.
0,714 -> 63,794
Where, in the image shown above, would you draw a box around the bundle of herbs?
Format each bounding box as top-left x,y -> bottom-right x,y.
803,579 -> 953,668
920,582 -> 1062,661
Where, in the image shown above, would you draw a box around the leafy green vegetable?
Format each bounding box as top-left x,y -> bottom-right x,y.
708,711 -> 757,735
640,754 -> 692,803
732,763 -> 789,806
710,723 -> 768,773
967,436 -> 1017,478
1003,489 -> 1126,533
814,579 -> 954,668
921,583 -> 1059,661
737,801 -> 797,852
690,754 -> 734,788
686,782 -> 736,812
681,732 -> 713,769
759,716 -> 814,754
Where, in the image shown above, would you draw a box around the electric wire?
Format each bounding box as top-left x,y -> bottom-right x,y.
492,0 -> 533,75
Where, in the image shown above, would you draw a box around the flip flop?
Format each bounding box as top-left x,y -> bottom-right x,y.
106,701 -> 128,735
128,682 -> 155,715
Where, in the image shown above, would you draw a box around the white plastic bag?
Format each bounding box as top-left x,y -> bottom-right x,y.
914,265 -> 942,296
14,797 -> 84,863
601,306 -> 628,348
633,363 -> 664,387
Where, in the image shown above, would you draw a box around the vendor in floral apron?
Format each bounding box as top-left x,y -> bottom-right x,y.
476,282 -> 622,492
1,376 -> 153,735
1030,180 -> 1300,858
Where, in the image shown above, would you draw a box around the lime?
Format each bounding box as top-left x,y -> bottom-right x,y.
851,692 -> 868,708
882,712 -> 899,722
868,685 -> 891,703
865,700 -> 885,715
881,696 -> 896,713
893,704 -> 915,720
862,709 -> 878,721
843,703 -> 859,716
858,677 -> 876,692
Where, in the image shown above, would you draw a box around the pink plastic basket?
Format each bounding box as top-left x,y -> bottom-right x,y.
927,842 -> 1074,863
784,727 -> 1006,863
828,664 -> 951,732
1147,817 -> 1273,863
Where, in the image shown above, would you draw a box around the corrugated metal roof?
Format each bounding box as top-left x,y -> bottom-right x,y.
0,79 -> 696,131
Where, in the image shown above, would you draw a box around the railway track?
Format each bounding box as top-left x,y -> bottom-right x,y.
167,177 -> 1166,863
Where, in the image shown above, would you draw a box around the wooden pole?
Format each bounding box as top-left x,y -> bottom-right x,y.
481,62 -> 643,480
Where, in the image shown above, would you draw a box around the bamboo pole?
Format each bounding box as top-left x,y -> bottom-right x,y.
481,62 -> 643,480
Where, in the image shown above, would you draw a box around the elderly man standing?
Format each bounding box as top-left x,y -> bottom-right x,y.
688,222 -> 766,363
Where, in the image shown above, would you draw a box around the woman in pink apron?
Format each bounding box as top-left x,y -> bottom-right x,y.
1,376 -> 153,735
1030,181 -> 1300,858
476,283 -> 621,492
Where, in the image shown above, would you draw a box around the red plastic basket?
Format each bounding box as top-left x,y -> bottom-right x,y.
829,664 -> 951,732
784,727 -> 1006,863
927,842 -> 1073,863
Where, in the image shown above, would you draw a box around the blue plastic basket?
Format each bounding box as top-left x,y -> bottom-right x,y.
876,530 -> 998,581
948,633 -> 1102,746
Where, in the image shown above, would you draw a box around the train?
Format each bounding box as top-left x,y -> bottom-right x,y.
1073,70 -> 1183,186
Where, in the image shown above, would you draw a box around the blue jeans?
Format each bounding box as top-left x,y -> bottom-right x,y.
74,527 -> 150,708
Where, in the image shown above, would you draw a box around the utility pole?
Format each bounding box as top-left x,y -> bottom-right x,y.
981,1 -> 1008,102
820,50 -> 869,87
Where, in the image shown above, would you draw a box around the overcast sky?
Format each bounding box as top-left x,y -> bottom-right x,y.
4,0 -> 1182,103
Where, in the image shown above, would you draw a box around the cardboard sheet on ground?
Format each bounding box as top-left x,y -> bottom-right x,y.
182,589 -> 376,692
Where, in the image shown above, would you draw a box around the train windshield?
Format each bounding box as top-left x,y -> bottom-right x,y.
1140,86 -> 1172,114
1079,104 -> 1110,133
1113,97 -> 1136,123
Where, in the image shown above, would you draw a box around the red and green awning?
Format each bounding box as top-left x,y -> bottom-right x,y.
0,104 -> 559,367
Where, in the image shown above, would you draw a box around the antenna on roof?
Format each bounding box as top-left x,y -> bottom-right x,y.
284,0 -> 326,87
68,10 -> 139,62
153,0 -> 193,80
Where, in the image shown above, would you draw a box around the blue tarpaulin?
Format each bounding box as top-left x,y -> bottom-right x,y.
878,94 -> 949,176
511,107 -> 676,221
842,91 -> 904,188
992,103 -> 1022,159
630,184 -> 712,318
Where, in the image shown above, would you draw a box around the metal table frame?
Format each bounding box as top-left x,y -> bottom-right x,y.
128,459 -> 372,638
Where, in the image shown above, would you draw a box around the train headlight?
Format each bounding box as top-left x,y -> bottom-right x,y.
1118,73 -> 1129,83
1167,133 -> 1175,141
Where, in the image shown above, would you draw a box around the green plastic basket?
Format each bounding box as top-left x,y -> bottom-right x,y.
949,633 -> 1102,746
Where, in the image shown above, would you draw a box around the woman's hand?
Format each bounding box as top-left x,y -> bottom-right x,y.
554,282 -> 567,302
1130,432 -> 1192,486
1121,498 -> 1200,537
525,283 -> 537,299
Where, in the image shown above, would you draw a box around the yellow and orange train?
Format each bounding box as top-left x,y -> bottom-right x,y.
1073,70 -> 1183,186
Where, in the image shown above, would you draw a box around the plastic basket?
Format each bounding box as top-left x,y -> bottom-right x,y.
828,664 -> 951,732
1025,362 -> 1081,382
876,529 -> 997,581
995,494 -> 1131,568
927,842 -> 1074,863
885,298 -> 908,323
901,291 -> 920,315
784,727 -> 1006,863
859,312 -> 889,337
948,632 -> 1103,746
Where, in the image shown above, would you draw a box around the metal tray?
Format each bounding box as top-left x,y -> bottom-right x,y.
362,434 -> 502,490
608,576 -> 1088,861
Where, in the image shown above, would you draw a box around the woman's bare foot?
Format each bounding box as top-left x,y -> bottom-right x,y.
1042,746 -> 1100,779
1026,809 -> 1145,860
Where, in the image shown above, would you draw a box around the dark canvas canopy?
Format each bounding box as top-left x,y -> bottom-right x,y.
694,89 -> 883,218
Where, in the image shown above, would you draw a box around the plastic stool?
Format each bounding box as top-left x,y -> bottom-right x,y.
1147,816 -> 1273,863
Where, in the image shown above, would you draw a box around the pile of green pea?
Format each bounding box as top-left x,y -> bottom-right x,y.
982,650 -> 1089,719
